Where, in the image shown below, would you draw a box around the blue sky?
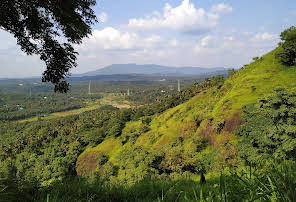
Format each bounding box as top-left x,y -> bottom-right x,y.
1,0 -> 296,78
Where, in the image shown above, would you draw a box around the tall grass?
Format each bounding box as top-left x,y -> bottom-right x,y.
2,160 -> 296,201
0,177 -> 37,202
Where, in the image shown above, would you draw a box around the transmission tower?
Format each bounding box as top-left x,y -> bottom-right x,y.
88,81 -> 91,95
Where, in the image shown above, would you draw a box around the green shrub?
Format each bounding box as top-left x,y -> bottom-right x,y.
236,88 -> 296,164
276,26 -> 296,66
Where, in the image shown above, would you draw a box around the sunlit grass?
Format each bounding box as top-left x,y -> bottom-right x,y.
9,161 -> 291,202
17,103 -> 102,123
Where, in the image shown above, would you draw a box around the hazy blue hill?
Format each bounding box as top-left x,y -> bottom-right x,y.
75,64 -> 227,77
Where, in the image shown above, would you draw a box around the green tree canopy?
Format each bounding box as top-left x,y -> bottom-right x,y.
277,26 -> 296,66
0,0 -> 97,92
236,88 -> 296,165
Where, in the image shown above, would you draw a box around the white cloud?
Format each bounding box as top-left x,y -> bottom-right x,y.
128,0 -> 232,34
79,27 -> 136,50
73,27 -> 280,74
211,3 -> 233,14
77,27 -> 164,52
0,0 -> 282,79
169,39 -> 178,47
200,35 -> 212,47
99,12 -> 108,23
253,32 -> 278,41
193,32 -> 279,66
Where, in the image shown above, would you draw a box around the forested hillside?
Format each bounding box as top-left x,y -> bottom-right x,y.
1,28 -> 296,201
76,46 -> 296,184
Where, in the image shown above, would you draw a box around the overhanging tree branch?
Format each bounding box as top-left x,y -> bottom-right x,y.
0,0 -> 97,92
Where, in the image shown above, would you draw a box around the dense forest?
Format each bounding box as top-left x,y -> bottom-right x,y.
0,94 -> 86,121
1,26 -> 296,201
0,77 -> 200,121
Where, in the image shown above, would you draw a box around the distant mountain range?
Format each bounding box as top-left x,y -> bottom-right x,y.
74,64 -> 228,77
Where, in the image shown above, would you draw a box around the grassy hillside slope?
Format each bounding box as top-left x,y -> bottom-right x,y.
76,48 -> 296,181
214,49 -> 296,118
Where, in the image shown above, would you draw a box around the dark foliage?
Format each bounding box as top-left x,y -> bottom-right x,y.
0,0 -> 97,92
276,26 -> 296,66
236,88 -> 296,164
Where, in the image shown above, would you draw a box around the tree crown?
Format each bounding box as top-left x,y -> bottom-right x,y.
0,0 -> 97,92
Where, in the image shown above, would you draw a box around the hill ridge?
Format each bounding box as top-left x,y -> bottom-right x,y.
75,64 -> 228,77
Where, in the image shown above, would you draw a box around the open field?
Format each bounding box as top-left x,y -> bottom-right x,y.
99,94 -> 134,108
17,103 -> 102,123
16,94 -> 134,123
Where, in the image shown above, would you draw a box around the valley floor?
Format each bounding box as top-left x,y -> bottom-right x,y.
17,94 -> 134,123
